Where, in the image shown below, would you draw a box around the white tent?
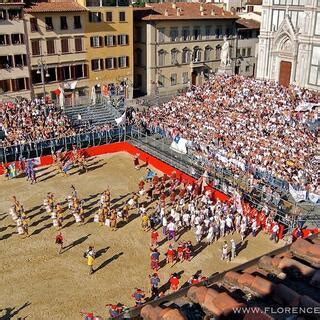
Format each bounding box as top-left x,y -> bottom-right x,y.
91,86 -> 96,105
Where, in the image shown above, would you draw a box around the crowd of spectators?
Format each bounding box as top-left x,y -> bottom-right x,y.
0,98 -> 75,147
133,75 -> 319,197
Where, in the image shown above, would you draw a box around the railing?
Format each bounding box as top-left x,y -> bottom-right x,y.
0,127 -> 127,164
129,127 -> 317,230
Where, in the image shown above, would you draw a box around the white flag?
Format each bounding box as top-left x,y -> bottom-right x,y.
115,112 -> 126,126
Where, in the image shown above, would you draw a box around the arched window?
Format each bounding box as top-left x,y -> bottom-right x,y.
171,48 -> 178,65
192,46 -> 201,62
158,49 -> 165,66
182,47 -> 190,64
204,45 -> 212,62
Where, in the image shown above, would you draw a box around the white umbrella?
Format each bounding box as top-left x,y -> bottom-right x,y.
59,86 -> 65,108
91,86 -> 96,105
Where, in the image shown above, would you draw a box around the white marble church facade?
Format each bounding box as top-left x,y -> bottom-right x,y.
257,0 -> 320,90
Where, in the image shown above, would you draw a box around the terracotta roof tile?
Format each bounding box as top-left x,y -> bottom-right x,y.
135,3 -> 238,21
236,18 -> 260,29
25,2 -> 87,13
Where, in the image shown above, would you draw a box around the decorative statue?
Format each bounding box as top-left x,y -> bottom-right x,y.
220,36 -> 231,67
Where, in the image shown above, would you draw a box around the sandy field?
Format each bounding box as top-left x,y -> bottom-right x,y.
0,152 -> 282,320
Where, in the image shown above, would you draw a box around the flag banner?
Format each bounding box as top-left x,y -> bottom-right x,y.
289,184 -> 307,202
115,112 -> 126,126
170,136 -> 188,154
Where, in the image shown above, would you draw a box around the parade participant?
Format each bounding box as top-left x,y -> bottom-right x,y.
149,273 -> 160,298
167,219 -> 177,242
122,203 -> 129,223
150,228 -> 159,247
183,241 -> 192,261
188,274 -> 200,285
221,241 -> 228,261
230,239 -> 237,260
106,304 -> 123,319
270,223 -> 279,243
98,207 -> 105,227
110,209 -> 117,231
169,273 -> 179,292
177,242 -> 184,262
132,288 -> 145,306
84,246 -> 96,274
133,154 -> 140,170
166,244 -> 175,267
55,232 -> 64,254
150,247 -> 160,272
141,213 -> 149,232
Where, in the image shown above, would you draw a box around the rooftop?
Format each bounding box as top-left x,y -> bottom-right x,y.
134,3 -> 238,21
236,18 -> 261,29
25,1 -> 87,13
136,234 -> 320,319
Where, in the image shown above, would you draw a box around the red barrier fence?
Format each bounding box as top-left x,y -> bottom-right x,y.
0,142 -> 294,239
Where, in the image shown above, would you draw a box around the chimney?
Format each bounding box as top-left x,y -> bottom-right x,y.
201,11 -> 204,16
222,11 -> 225,16
177,8 -> 181,16
200,4 -> 204,12
211,9 -> 215,16
164,9 -> 169,16
172,2 -> 176,9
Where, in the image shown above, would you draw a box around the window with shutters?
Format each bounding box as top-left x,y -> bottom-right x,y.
61,38 -> 69,53
171,49 -> 178,65
0,80 -> 11,92
14,54 -> 26,67
75,38 -> 83,52
46,67 -> 56,82
74,64 -> 85,79
105,57 -> 115,69
105,35 -> 116,46
106,12 -> 112,22
89,12 -> 102,23
119,12 -> 125,22
90,36 -> 103,47
31,40 -> 41,56
31,70 -> 42,84
247,47 -> 252,57
61,66 -> 71,80
182,72 -> 189,84
13,78 -> 26,91
30,18 -> 38,32
46,39 -> 55,55
45,17 -> 54,31
118,56 -> 128,68
158,75 -> 165,87
170,73 -> 177,86
158,50 -> 165,66
204,46 -> 211,61
74,16 -> 81,29
242,48 -> 246,57
118,34 -> 128,45
91,59 -> 104,71
60,16 -> 68,30
182,48 -> 190,64
11,34 -> 24,45
0,34 -> 10,46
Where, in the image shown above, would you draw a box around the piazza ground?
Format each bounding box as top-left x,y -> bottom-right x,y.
0,152 -> 282,319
